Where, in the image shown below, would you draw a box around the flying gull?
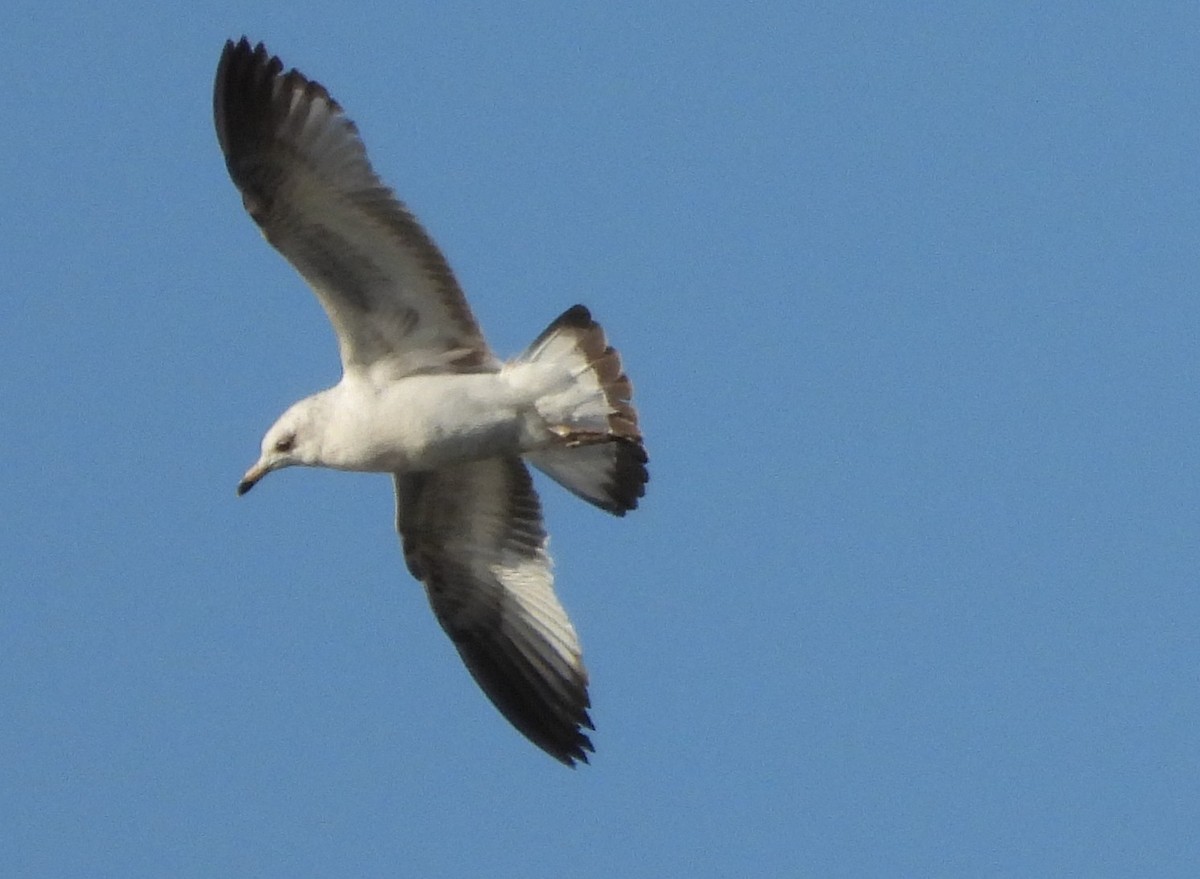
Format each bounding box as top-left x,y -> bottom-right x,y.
213,38 -> 647,766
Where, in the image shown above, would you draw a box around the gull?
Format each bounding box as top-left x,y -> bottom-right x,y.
213,38 -> 647,766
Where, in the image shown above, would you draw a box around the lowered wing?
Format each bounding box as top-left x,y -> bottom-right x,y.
395,458 -> 594,765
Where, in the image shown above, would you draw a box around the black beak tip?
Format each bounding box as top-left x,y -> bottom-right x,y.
236,479 -> 254,497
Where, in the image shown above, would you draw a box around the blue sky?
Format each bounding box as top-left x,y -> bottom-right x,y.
2,2 -> 1198,876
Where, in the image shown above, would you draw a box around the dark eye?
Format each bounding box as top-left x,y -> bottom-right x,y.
274,434 -> 295,453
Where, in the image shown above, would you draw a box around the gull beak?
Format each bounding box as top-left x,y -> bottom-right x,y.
237,459 -> 270,496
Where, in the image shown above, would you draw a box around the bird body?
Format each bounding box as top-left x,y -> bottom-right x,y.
243,318 -> 617,480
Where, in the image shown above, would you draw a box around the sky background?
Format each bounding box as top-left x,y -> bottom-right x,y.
2,2 -> 1198,876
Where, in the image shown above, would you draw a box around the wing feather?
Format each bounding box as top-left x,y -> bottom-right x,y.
394,459 -> 594,765
213,38 -> 494,377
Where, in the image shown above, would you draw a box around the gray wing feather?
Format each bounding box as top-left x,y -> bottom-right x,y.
214,38 -> 494,377
394,458 -> 594,765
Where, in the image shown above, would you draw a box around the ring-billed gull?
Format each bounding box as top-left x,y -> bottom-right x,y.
213,38 -> 647,766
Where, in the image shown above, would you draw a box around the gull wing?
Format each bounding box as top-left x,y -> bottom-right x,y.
394,459 -> 594,765
214,38 -> 493,378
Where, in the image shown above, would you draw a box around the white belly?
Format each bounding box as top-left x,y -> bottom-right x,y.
329,372 -> 539,473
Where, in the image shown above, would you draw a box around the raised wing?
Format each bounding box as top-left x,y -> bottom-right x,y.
214,38 -> 494,378
395,458 -> 594,765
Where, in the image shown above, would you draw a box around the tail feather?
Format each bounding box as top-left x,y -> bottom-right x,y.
514,305 -> 648,515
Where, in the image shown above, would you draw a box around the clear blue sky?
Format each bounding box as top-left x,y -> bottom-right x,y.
2,2 -> 1197,876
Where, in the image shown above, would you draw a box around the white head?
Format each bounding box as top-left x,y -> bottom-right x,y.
237,396 -> 328,495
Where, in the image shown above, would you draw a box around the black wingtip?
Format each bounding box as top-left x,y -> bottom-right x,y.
552,728 -> 595,768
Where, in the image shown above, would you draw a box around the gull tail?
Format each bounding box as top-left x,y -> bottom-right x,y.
510,305 -> 648,515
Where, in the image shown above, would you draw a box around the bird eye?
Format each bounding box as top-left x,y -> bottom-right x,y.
274,435 -> 295,453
